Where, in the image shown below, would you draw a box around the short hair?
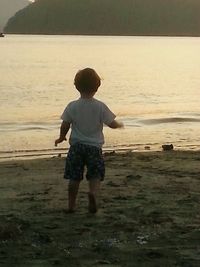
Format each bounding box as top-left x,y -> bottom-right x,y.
74,68 -> 101,93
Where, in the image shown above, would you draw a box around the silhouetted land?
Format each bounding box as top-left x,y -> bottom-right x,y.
4,0 -> 200,36
0,0 -> 28,31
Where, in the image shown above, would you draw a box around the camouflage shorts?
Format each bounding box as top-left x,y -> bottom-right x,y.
64,143 -> 105,181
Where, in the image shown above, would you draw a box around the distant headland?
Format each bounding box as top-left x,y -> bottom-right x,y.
0,0 -> 29,32
4,0 -> 200,36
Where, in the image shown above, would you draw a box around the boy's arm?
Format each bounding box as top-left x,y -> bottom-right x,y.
102,104 -> 124,129
55,121 -> 70,146
108,119 -> 124,129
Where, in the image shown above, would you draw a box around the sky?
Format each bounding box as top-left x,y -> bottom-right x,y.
0,0 -> 31,31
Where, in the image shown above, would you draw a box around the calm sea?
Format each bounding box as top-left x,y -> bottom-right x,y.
1,35 -> 200,160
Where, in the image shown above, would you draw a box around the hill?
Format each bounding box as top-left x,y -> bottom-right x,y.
0,0 -> 29,32
4,0 -> 200,36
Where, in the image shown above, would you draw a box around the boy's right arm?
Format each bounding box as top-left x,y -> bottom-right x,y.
108,120 -> 124,129
55,121 -> 70,146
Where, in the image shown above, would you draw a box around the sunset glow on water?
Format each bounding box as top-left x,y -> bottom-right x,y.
1,35 -> 200,159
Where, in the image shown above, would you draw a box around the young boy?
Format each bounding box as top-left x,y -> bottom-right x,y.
55,68 -> 123,213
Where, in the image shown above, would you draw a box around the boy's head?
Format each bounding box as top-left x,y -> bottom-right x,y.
74,68 -> 101,94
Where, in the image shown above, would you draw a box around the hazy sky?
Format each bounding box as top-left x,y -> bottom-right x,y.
0,0 -> 31,31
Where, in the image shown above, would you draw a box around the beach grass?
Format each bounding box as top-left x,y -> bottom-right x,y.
0,151 -> 200,266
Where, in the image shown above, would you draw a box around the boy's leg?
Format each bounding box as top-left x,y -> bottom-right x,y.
64,144 -> 84,212
88,178 -> 101,213
86,146 -> 105,213
68,180 -> 81,212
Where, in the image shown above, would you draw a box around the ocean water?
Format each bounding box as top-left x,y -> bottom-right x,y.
1,35 -> 200,160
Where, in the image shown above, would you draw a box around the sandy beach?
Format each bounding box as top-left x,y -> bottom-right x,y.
0,151 -> 200,267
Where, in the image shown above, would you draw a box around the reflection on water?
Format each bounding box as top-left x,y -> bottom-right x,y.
0,35 -> 200,159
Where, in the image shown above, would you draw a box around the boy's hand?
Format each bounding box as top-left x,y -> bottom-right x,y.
117,121 -> 124,128
55,137 -> 66,147
108,120 -> 124,129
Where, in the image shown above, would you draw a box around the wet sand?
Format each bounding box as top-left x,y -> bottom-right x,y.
0,151 -> 200,267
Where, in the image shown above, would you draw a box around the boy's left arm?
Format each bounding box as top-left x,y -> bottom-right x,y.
108,119 -> 124,129
55,121 -> 70,146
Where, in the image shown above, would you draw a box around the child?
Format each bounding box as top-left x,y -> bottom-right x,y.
55,68 -> 123,213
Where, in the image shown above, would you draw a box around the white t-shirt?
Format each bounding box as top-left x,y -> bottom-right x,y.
61,98 -> 116,148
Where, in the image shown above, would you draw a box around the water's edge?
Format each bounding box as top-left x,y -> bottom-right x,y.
1,143 -> 199,162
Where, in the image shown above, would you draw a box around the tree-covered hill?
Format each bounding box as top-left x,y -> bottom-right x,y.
4,0 -> 200,36
0,0 -> 29,31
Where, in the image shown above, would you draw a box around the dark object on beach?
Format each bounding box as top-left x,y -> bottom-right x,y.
144,146 -> 151,150
162,144 -> 174,151
0,33 -> 5,37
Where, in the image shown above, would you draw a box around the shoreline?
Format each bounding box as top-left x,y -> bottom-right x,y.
0,150 -> 200,266
1,148 -> 200,164
0,143 -> 200,162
